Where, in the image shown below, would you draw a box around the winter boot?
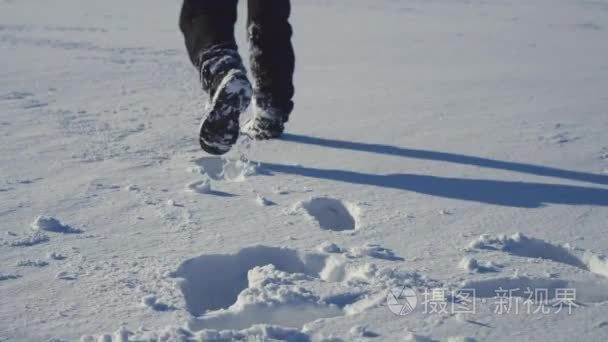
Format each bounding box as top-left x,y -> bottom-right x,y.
198,45 -> 252,155
243,96 -> 290,139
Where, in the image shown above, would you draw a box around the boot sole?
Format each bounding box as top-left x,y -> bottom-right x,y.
199,70 -> 252,155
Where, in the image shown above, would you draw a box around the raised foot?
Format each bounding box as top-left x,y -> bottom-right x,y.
199,69 -> 252,155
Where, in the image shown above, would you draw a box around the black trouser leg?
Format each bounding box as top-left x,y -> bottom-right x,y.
179,0 -> 238,67
247,0 -> 295,122
180,0 -> 249,97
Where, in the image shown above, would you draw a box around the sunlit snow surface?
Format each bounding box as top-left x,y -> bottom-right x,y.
1,0 -> 608,341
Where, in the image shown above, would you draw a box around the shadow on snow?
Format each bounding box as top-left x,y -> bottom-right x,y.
259,134 -> 608,208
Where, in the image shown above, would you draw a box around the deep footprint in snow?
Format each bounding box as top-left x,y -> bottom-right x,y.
467,233 -> 608,278
172,246 -> 344,330
173,246 -> 328,315
462,233 -> 608,304
295,197 -> 359,231
171,244 -> 421,332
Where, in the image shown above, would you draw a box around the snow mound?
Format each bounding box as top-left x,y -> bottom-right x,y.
196,324 -> 310,342
294,197 -> 359,231
447,337 -> 478,342
141,294 -> 174,312
346,244 -> 404,261
48,252 -> 66,260
4,231 -> 50,247
458,257 -> 499,273
404,332 -> 434,342
31,216 -> 82,234
93,324 -> 311,342
349,325 -> 379,338
124,184 -> 139,192
0,273 -> 21,281
255,194 -> 275,207
80,327 -> 130,342
317,242 -> 342,254
17,259 -> 49,267
56,271 -> 78,281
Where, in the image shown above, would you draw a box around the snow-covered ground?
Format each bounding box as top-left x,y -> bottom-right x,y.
1,0 -> 608,341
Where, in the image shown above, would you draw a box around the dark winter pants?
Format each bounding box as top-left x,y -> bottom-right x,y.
179,0 -> 295,121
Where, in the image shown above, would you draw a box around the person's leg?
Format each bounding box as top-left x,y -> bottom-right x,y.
179,0 -> 239,66
179,0 -> 253,155
246,0 -> 295,135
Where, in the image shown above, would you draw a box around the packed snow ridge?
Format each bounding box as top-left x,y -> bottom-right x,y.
31,216 -> 83,234
3,231 -> 49,247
